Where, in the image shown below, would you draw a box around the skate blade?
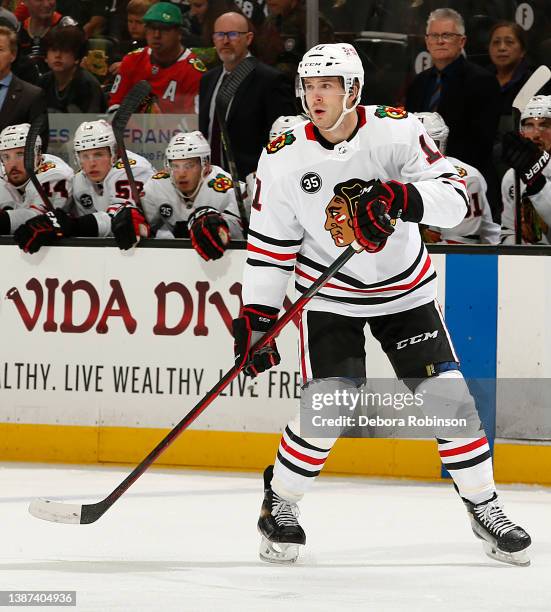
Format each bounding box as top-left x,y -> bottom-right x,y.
482,541 -> 531,567
259,536 -> 301,565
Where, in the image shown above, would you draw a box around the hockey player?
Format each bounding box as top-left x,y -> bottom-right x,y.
143,131 -> 245,260
108,2 -> 205,114
501,95 -> 551,244
232,44 -> 531,565
0,123 -> 73,236
414,112 -> 500,245
269,115 -> 308,141
14,120 -> 154,253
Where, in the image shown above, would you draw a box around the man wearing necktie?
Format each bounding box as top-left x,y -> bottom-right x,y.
406,8 -> 501,220
0,25 -> 48,150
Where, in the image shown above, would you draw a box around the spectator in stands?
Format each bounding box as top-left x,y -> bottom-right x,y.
108,2 -> 206,114
15,0 -> 63,82
108,0 -> 152,78
39,25 -> 106,113
0,25 -> 48,149
0,7 -> 18,31
14,1 -> 106,38
500,95 -> 551,244
405,8 -> 502,221
256,0 -> 334,86
488,22 -> 532,119
198,10 -> 297,179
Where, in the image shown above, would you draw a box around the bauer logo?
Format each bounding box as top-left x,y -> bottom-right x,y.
159,204 -> 173,218
301,172 -> 322,194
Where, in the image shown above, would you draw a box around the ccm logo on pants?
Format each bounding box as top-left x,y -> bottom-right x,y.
396,330 -> 438,350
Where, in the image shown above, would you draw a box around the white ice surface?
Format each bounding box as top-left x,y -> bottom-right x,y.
0,463 -> 549,612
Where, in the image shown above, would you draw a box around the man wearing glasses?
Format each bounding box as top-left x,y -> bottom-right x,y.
108,2 -> 206,114
198,11 -> 296,180
501,95 -> 551,244
406,8 -> 501,221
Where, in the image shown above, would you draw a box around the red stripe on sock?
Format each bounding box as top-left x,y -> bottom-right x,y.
439,437 -> 488,457
280,436 -> 326,465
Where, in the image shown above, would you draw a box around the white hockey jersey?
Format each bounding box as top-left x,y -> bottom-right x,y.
243,106 -> 468,317
425,157 -> 500,245
501,163 -> 551,244
0,154 -> 73,232
142,164 -> 246,239
70,152 -> 155,237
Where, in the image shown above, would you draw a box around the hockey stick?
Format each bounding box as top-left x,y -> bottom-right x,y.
215,57 -> 257,236
24,114 -> 54,212
511,65 -> 551,244
28,241 -> 362,524
111,80 -> 152,214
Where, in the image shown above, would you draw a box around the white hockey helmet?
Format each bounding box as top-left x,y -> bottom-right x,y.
269,115 -> 306,140
521,95 -> 551,123
297,43 -> 364,131
165,131 -> 210,167
414,112 -> 449,153
0,123 -> 42,178
73,120 -> 117,167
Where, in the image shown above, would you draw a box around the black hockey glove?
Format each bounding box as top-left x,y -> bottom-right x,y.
173,220 -> 189,238
353,179 -> 423,252
502,131 -> 550,195
233,305 -> 280,377
111,206 -> 150,250
0,209 -> 11,235
188,206 -> 230,261
14,209 -> 74,254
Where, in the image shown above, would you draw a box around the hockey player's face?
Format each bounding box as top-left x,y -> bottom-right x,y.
325,195 -> 354,247
79,148 -> 112,183
303,77 -> 348,130
0,148 -> 27,186
521,118 -> 551,152
169,158 -> 202,195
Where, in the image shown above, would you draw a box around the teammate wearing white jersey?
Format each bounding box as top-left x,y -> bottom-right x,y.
501,95 -> 551,244
0,124 -> 73,236
142,131 -> 244,260
414,112 -> 500,245
232,44 -> 530,565
14,120 -> 155,253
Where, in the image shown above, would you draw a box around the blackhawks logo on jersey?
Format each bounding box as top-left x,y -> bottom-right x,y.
454,165 -> 468,178
114,159 -> 137,169
374,106 -> 408,120
208,173 -> 233,193
266,131 -> 296,154
189,57 -> 207,73
36,161 -> 57,174
153,171 -> 170,180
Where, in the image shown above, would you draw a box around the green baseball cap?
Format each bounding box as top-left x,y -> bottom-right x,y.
143,2 -> 183,27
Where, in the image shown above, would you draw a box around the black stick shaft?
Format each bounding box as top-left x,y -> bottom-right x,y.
82,245 -> 358,522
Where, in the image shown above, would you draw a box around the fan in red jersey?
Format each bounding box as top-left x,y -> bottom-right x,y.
108,2 -> 206,114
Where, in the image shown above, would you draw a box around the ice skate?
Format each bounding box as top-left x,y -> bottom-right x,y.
257,465 -> 306,564
463,493 -> 531,566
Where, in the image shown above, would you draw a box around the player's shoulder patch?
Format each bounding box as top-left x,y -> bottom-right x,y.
454,165 -> 468,178
189,57 -> 207,73
208,173 -> 233,193
36,161 -> 57,174
152,171 -> 170,180
374,105 -> 408,120
266,131 -> 296,154
114,158 -> 137,170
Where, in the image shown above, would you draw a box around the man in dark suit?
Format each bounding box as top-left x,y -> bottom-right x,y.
198,11 -> 297,181
405,8 -> 501,219
0,26 -> 48,150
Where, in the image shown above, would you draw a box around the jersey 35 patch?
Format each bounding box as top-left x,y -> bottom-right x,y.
374,105 -> 408,120
266,131 -> 296,154
208,174 -> 233,193
79,194 -> 94,208
159,203 -> 173,218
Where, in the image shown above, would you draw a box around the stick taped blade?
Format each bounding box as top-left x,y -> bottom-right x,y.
512,65 -> 551,113
29,498 -> 83,524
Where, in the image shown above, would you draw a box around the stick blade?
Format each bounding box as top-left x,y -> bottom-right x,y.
512,65 -> 551,113
29,498 -> 83,524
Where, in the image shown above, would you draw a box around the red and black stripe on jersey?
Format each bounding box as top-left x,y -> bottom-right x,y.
246,228 -> 302,272
294,243 -> 435,305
